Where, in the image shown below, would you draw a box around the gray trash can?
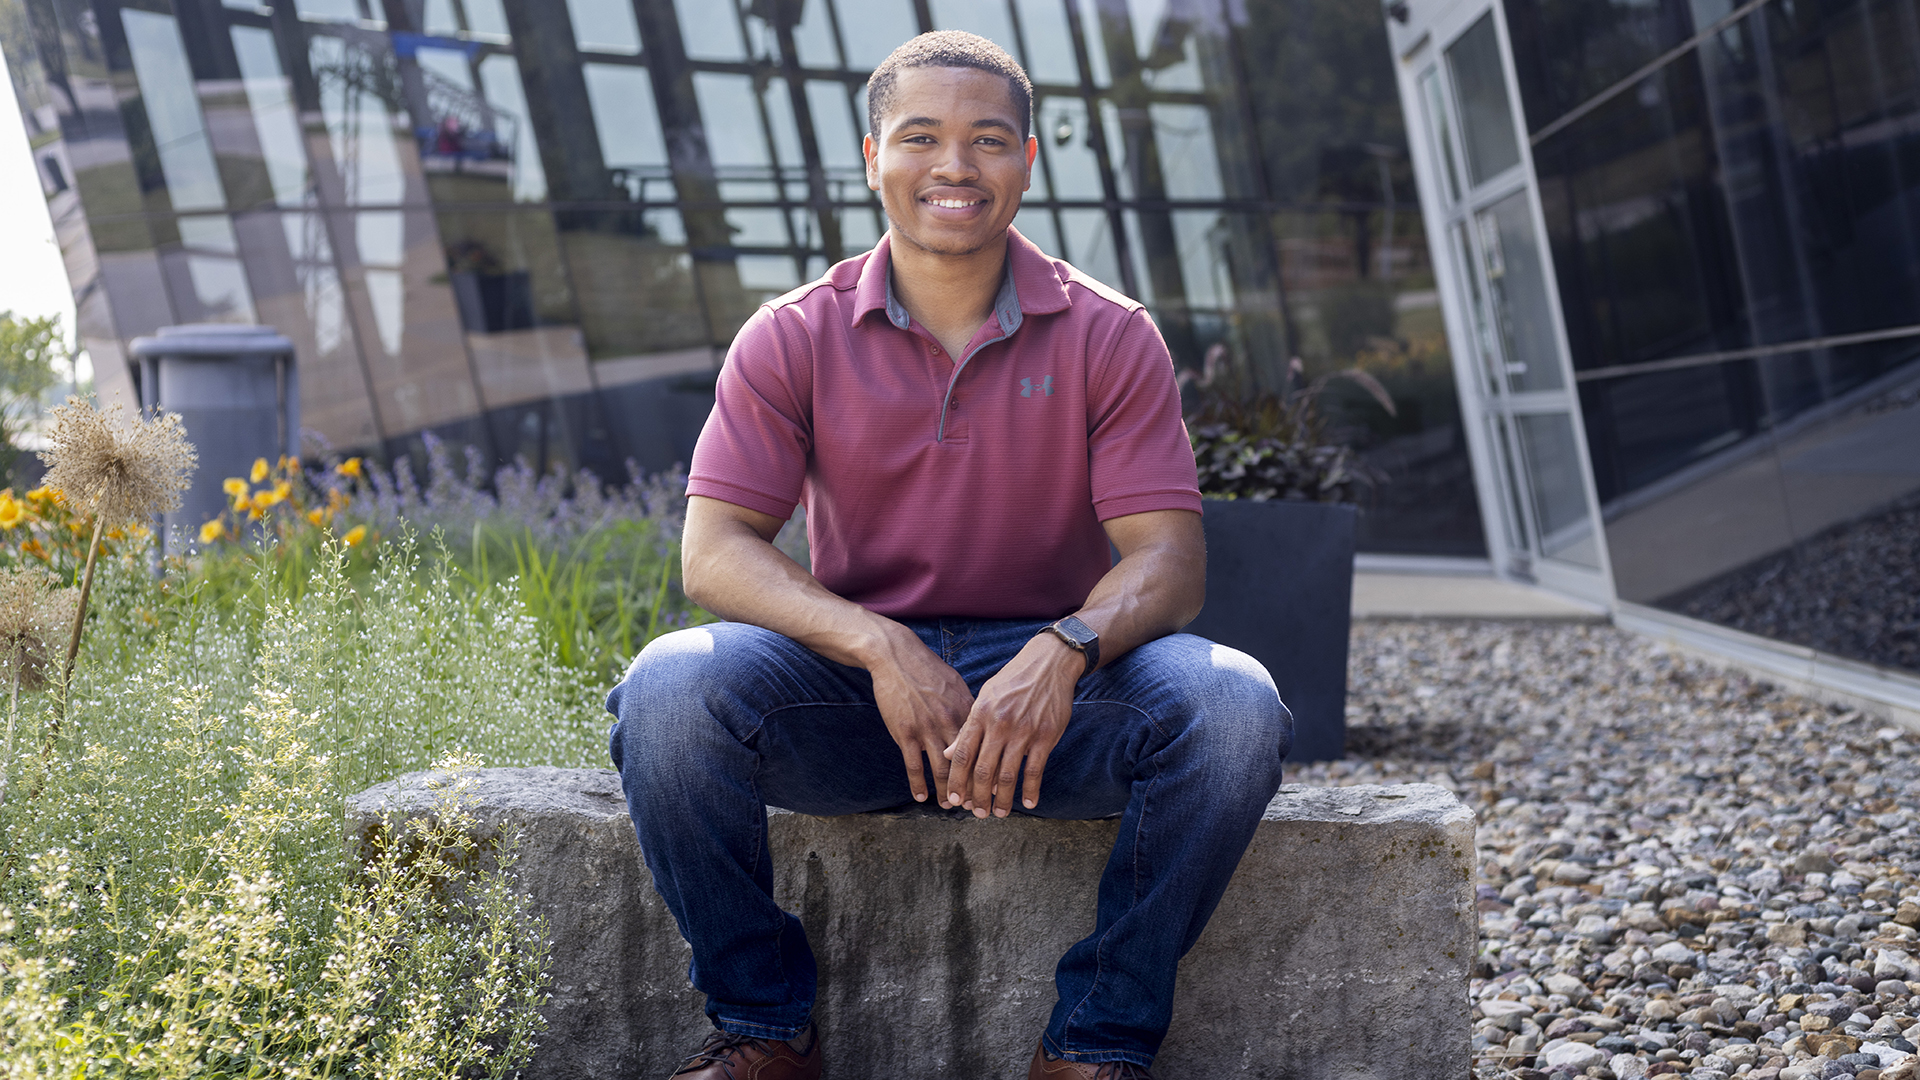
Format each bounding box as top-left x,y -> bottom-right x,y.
127,324 -> 298,547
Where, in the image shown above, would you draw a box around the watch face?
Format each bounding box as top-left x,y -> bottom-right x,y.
1054,616 -> 1096,648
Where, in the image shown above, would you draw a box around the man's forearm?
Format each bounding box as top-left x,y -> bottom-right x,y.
681,499 -> 914,671
1059,509 -> 1206,670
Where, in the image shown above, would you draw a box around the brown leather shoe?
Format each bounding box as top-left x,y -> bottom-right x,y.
670,1023 -> 821,1080
1028,1039 -> 1154,1080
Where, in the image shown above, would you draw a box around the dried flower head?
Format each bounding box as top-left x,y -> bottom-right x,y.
0,566 -> 79,692
38,398 -> 197,528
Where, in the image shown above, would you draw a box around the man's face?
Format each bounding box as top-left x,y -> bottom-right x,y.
864,66 -> 1037,259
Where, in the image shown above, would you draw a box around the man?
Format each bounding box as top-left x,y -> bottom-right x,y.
606,31 -> 1290,1080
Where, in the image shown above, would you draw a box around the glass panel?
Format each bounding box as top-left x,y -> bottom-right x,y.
463,0 -> 510,38
1012,0 -> 1080,84
1532,62 -> 1741,376
1012,207 -> 1060,257
837,0 -> 922,66
1417,67 -> 1462,205
423,0 -> 461,35
675,0 -> 747,60
1474,189 -> 1564,393
1605,345 -> 1920,678
807,82 -> 864,170
695,73 -> 775,171
231,26 -> 312,209
1117,0 -> 1202,92
930,0 -> 1016,53
584,63 -> 669,172
164,215 -> 259,322
1502,0 -> 1695,134
243,210 -> 378,448
558,212 -> 709,359
477,56 -> 548,201
790,0 -> 841,67
1514,411 -> 1599,566
1488,414 -> 1532,553
1076,0 -> 1111,88
294,0 -> 363,23
122,9 -> 227,212
310,35 -> 410,206
1038,97 -> 1104,198
339,208 -> 485,432
567,0 -> 643,54
840,206 -> 883,250
438,211 -> 593,407
1058,208 -> 1121,290
1444,12 -> 1521,187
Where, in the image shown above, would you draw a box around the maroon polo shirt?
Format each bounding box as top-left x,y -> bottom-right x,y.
687,226 -> 1202,621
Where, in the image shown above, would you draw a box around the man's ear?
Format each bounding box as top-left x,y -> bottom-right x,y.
864,133 -> 879,191
1024,135 -> 1037,192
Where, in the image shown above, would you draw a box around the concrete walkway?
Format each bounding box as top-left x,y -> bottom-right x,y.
1352,572 -> 1608,621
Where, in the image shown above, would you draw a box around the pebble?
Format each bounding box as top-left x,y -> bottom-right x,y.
1314,622 -> 1920,1080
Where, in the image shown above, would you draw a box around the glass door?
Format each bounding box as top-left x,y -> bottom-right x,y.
1396,1 -> 1610,599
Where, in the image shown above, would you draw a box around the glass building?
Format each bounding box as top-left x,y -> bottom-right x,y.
1388,0 -> 1920,704
2,0 -> 1481,555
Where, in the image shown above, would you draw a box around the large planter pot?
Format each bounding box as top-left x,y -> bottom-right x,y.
1182,499 -> 1356,763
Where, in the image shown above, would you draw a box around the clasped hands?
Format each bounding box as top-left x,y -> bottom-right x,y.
870,628 -> 1084,819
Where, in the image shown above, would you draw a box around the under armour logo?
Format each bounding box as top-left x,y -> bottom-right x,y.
1020,376 -> 1054,398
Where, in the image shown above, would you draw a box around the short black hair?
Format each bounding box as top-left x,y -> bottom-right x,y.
866,31 -> 1034,141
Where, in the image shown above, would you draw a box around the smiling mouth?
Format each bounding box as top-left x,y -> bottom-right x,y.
924,197 -> 985,209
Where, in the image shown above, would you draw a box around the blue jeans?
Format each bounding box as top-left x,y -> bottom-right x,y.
605,618 -> 1289,1067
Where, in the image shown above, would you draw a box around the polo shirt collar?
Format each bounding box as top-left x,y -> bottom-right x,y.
851,225 -> 1073,333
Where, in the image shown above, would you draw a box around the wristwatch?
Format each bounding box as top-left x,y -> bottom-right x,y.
1042,616 -> 1100,677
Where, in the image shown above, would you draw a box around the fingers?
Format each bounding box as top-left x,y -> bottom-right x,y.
1020,743 -> 1051,810
970,726 -> 1010,818
900,743 -> 929,803
943,720 -> 978,810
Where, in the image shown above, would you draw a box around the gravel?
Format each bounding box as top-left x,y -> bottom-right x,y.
1299,619 -> 1920,1080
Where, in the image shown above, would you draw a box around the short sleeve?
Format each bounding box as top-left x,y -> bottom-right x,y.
686,305 -> 813,519
1086,308 -> 1203,520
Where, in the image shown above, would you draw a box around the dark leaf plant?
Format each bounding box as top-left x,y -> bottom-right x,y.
1185,345 -> 1397,504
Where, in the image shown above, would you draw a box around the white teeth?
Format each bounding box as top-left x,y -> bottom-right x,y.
928,198 -> 981,209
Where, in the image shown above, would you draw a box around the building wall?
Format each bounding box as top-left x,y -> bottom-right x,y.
1506,0 -> 1920,677
2,0 -> 1484,554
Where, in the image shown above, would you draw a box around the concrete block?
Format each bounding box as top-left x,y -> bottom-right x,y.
345,768 -> 1474,1080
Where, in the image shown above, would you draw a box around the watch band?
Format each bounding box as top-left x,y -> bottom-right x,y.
1043,616 -> 1100,676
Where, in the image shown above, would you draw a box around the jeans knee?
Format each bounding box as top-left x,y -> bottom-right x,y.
1177,641 -> 1292,780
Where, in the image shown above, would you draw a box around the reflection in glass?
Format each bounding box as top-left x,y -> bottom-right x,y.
1502,0 -> 1695,134
567,0 -> 643,53
461,0 -> 511,38
169,215 -> 258,323
1474,190 -> 1563,393
1514,411 -> 1598,566
357,210 -> 406,355
1058,208 -> 1120,288
1445,12 -> 1521,186
1012,210 -> 1059,258
674,0 -> 747,60
695,73 -> 777,170
930,0 -> 1016,53
294,0 -> 362,23
836,0 -> 921,66
789,0 -> 840,67
1417,67 -> 1462,205
806,82 -> 864,169
1013,0 -> 1079,84
559,212 -> 708,359
122,10 -> 226,212
1039,97 -> 1104,198
477,56 -> 547,201
584,63 -> 669,182
232,26 -> 311,208
311,35 -> 409,206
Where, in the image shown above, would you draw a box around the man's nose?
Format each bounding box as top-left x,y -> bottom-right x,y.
929,144 -> 979,183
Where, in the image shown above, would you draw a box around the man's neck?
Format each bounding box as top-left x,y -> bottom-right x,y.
888,230 -> 1009,359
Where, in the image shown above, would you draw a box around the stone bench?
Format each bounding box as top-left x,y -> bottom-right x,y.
345,768 -> 1475,1079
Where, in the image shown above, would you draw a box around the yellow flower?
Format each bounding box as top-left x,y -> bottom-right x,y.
20,539 -> 47,560
223,477 -> 248,498
306,508 -> 325,526
26,486 -> 57,505
200,519 -> 227,544
337,457 -> 363,479
0,494 -> 22,530
251,457 -> 270,483
254,488 -> 284,509
343,524 -> 368,547
279,454 -> 300,474
327,488 -> 349,512
231,493 -> 251,514
273,480 -> 292,501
